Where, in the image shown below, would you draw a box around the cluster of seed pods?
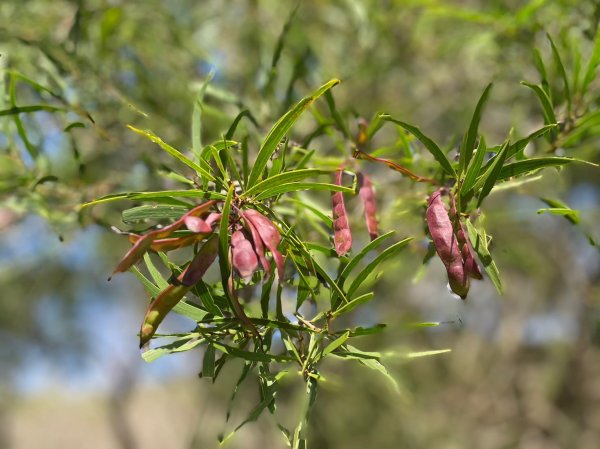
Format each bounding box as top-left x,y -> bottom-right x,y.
331,168 -> 379,257
110,200 -> 285,347
426,188 -> 482,299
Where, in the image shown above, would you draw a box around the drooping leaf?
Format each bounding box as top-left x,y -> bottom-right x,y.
497,156 -> 595,181
127,125 -> 215,181
521,82 -> 557,127
379,114 -> 456,177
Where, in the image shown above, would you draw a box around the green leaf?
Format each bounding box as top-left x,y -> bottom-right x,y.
127,125 -> 215,181
379,114 -> 456,177
404,349 -> 451,359
346,238 -> 413,298
538,197 -> 580,224
582,29 -> 600,95
247,79 -> 340,188
121,205 -> 190,224
474,140 -> 509,207
192,70 -> 215,159
521,82 -> 557,127
464,220 -> 503,295
347,345 -> 400,394
253,181 -> 354,200
497,157 -> 595,181
338,230 -> 395,285
459,83 -> 493,174
210,340 -> 294,363
547,34 -> 572,116
332,292 -> 375,318
533,47 -> 550,95
80,190 -> 225,209
218,185 -> 235,299
243,169 -> 331,197
537,207 -> 581,222
505,124 -> 557,160
141,335 -> 205,363
460,135 -> 487,196
202,344 -> 216,378
322,331 -> 350,357
0,104 -> 64,116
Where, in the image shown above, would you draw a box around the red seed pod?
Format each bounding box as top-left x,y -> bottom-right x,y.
426,189 -> 469,298
242,209 -> 285,281
332,169 -> 352,256
231,230 -> 259,282
358,172 -> 379,240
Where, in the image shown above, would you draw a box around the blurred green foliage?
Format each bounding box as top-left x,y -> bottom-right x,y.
1,1 -> 599,448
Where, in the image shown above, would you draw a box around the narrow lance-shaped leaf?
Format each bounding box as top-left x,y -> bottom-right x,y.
358,172 -> 379,240
127,125 -> 215,181
582,28 -> 600,95
247,78 -> 340,188
459,83 -> 493,174
547,34 -> 572,117
379,114 -> 456,177
497,156 -> 596,181
331,169 -> 352,256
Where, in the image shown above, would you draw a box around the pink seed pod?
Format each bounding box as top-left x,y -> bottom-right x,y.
358,172 -> 379,241
332,169 -> 352,256
242,217 -> 270,277
231,230 -> 259,282
204,212 -> 222,227
180,234 -> 219,286
110,200 -> 216,279
242,209 -> 285,281
457,224 -> 483,280
139,234 -> 219,348
426,189 -> 469,298
449,194 -> 483,280
184,216 -> 212,233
